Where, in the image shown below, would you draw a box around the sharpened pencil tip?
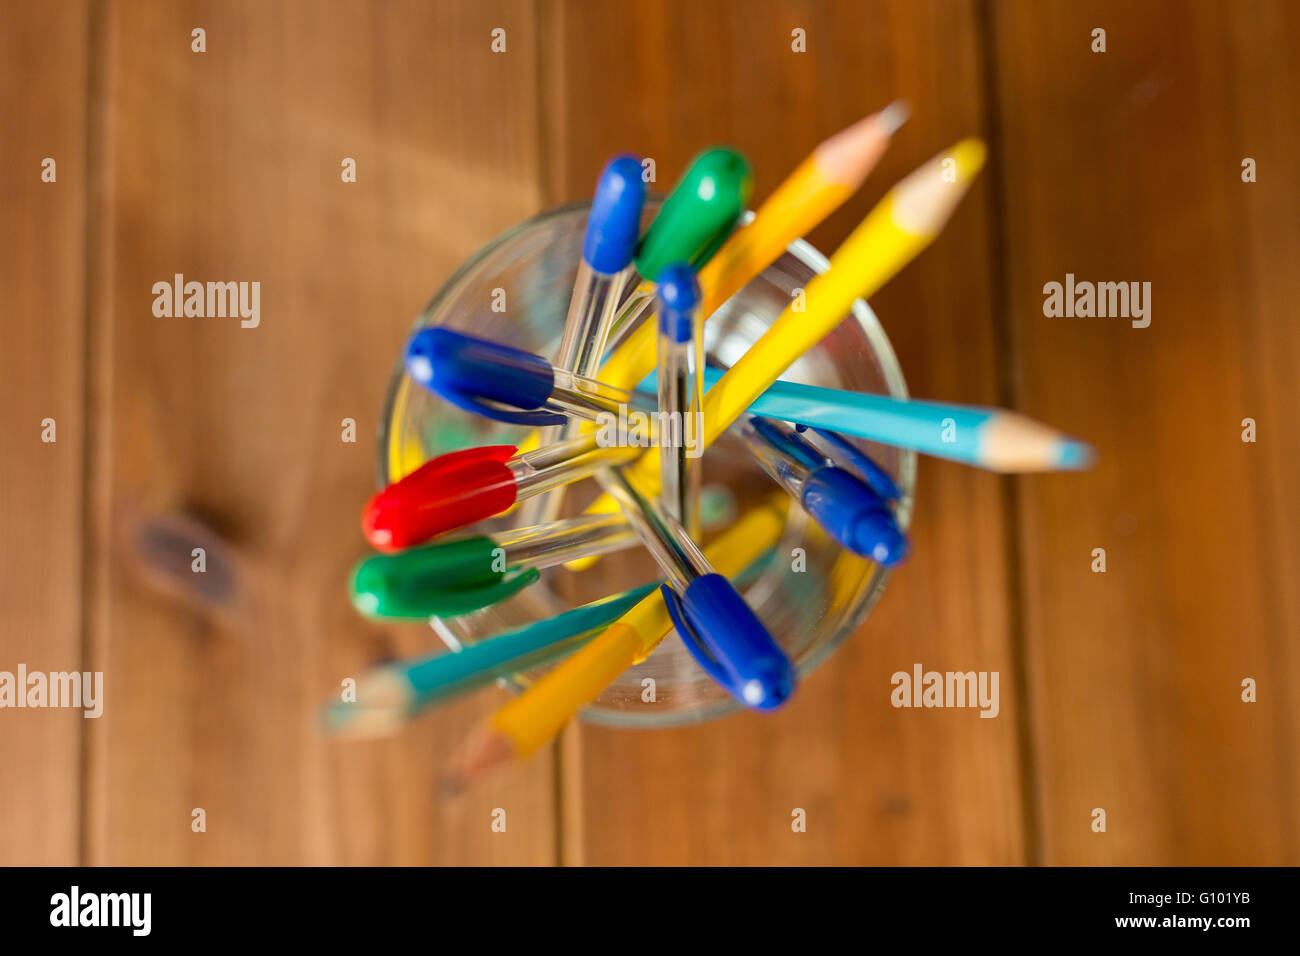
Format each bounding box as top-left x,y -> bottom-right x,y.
876,100 -> 911,136
814,103 -> 905,188
887,136 -> 987,234
946,138 -> 987,182
319,703 -> 405,739
1057,439 -> 1097,470
442,726 -> 515,793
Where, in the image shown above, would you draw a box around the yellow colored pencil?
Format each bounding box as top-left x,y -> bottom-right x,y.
443,493 -> 788,788
582,137 -> 987,519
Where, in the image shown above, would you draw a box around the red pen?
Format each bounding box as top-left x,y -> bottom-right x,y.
362,435 -> 638,552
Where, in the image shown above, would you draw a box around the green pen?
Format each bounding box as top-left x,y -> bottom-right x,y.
324,582 -> 660,737
328,516 -> 781,737
349,513 -> 638,620
602,147 -> 752,354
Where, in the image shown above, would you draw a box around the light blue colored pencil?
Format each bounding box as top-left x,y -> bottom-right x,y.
323,583 -> 657,737
638,368 -> 1093,472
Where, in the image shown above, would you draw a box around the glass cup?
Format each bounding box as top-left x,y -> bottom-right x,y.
378,200 -> 915,728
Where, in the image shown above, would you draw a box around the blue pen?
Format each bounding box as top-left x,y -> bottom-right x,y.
636,367 -> 1094,473
525,155 -> 645,526
555,155 -> 646,378
742,417 -> 907,566
597,467 -> 795,710
655,264 -> 704,537
794,423 -> 900,501
406,328 -> 656,434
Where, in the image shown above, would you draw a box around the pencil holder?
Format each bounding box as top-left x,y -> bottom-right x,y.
379,199 -> 915,727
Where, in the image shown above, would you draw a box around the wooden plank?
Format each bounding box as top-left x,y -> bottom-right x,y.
989,0 -> 1300,863
84,0 -> 556,864
542,0 -> 1027,864
0,0 -> 89,866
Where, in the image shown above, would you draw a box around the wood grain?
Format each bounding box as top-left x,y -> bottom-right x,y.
0,0 -> 89,866
541,0 -> 1028,865
83,0 -> 556,864
3,0 -> 1297,867
988,0 -> 1300,863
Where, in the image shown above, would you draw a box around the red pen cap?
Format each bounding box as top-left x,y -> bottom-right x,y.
362,445 -> 520,552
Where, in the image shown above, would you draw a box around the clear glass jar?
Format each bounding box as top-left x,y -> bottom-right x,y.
378,200 -> 915,727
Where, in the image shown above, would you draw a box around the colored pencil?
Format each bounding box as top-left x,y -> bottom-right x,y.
443,493 -> 788,789
636,367 -> 1094,472
323,582 -> 659,738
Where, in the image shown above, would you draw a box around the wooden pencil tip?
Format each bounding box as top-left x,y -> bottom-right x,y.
1057,439 -> 1097,470
319,702 -> 404,739
318,669 -> 410,739
947,137 -> 987,182
889,136 -> 988,234
815,101 -> 908,187
441,726 -> 514,794
876,99 -> 911,136
980,413 -> 1093,473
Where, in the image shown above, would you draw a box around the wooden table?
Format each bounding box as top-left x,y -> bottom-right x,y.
2,0 -> 1296,865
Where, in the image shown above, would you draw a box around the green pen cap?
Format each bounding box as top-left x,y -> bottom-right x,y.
349,536 -> 540,619
634,147 -> 753,281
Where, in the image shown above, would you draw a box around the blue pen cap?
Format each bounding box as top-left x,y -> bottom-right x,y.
801,467 -> 908,566
582,155 -> 646,274
673,574 -> 796,710
405,328 -> 555,411
655,262 -> 701,344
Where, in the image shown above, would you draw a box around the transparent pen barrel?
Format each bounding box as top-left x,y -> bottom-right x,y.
740,421 -> 812,502
556,263 -> 635,379
493,513 -> 637,570
533,264 -> 634,525
597,468 -> 709,593
551,370 -> 641,417
602,284 -> 656,355
511,440 -> 639,499
657,337 -> 704,538
547,374 -> 658,448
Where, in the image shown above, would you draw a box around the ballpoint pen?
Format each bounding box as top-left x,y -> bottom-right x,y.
580,138 -> 989,520
598,467 -> 795,710
528,155 -> 646,525
324,582 -> 660,738
405,327 -> 655,431
350,512 -> 639,619
361,435 -> 638,552
555,154 -> 646,379
741,417 -> 907,565
655,263 -> 704,536
444,493 -> 789,788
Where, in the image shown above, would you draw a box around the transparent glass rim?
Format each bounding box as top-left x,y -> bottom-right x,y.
377,199 -> 916,729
